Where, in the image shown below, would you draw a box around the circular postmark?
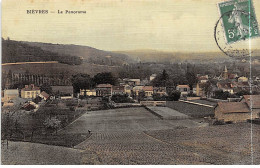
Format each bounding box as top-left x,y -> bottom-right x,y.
214,10 -> 259,58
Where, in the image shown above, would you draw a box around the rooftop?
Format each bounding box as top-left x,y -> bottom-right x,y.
22,84 -> 40,91
242,95 -> 260,109
216,102 -> 250,113
96,84 -> 113,88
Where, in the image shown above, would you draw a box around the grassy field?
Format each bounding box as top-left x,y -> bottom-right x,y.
2,107 -> 260,164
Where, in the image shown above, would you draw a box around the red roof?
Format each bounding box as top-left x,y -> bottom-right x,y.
242,95 -> 260,109
22,84 -> 40,91
216,102 -> 250,113
96,84 -> 113,88
40,91 -> 50,99
177,85 -> 189,88
143,86 -> 153,91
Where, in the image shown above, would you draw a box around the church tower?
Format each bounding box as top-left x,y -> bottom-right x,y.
223,65 -> 228,80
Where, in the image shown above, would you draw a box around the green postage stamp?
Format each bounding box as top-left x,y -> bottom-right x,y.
218,0 -> 259,44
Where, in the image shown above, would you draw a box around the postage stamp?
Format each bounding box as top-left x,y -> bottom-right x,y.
218,0 -> 259,44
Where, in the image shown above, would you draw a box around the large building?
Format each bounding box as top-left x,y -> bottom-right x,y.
80,89 -> 96,96
176,85 -> 190,97
112,86 -> 125,95
143,86 -> 154,97
96,84 -> 112,97
215,95 -> 260,123
21,84 -> 41,99
3,89 -> 19,102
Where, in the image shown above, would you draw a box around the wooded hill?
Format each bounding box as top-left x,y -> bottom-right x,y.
2,39 -> 83,65
22,41 -> 134,66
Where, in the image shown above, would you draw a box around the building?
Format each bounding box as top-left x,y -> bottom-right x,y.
197,75 -> 208,83
112,86 -> 125,95
51,86 -> 74,99
240,95 -> 260,118
153,87 -> 167,96
150,74 -> 157,81
39,91 -> 50,100
124,85 -> 132,96
238,76 -> 248,82
217,82 -> 234,94
222,65 -> 228,80
21,84 -> 41,99
143,86 -> 153,97
96,84 -> 112,97
176,85 -> 190,97
193,83 -> 206,97
133,86 -> 144,96
80,89 -> 96,96
123,79 -> 141,86
215,102 -> 259,123
3,89 -> 19,102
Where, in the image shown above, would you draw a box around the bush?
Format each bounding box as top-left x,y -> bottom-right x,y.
167,90 -> 181,101
111,94 -> 134,103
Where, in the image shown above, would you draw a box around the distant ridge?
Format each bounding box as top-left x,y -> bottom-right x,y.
22,41 -> 135,66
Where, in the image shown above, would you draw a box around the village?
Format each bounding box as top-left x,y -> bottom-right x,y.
2,64 -> 260,123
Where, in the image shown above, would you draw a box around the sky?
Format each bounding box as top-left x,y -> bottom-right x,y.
2,0 -> 260,52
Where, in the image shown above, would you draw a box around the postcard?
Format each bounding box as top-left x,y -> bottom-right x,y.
1,0 -> 260,165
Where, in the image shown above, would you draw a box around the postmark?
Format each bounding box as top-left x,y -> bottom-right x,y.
214,0 -> 260,58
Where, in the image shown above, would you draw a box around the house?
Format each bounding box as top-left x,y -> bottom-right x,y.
240,95 -> 260,118
150,74 -> 157,81
197,75 -> 208,83
153,87 -> 167,96
3,89 -> 19,102
238,76 -> 248,82
133,86 -> 144,96
51,86 -> 74,99
143,86 -> 153,97
217,82 -> 234,94
21,84 -> 41,99
39,91 -> 50,100
80,89 -> 96,96
96,84 -> 112,97
176,85 -> 190,97
112,86 -> 125,95
214,102 -> 259,123
124,85 -> 133,96
22,101 -> 38,112
123,79 -> 141,86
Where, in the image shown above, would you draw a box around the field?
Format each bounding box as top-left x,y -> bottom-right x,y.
2,61 -> 118,76
2,107 -> 260,164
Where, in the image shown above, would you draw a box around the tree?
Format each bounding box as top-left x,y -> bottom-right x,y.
152,93 -> 167,101
235,90 -> 250,97
200,82 -> 212,98
186,72 -> 198,90
167,90 -> 181,101
93,72 -> 117,85
111,94 -> 133,103
1,112 -> 14,148
214,90 -> 230,100
43,117 -> 61,135
40,83 -> 52,94
152,69 -> 169,87
138,90 -> 146,102
71,73 -> 94,93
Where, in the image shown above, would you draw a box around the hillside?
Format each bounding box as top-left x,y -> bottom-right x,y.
2,39 -> 82,65
115,49 -> 260,63
22,41 -> 134,66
